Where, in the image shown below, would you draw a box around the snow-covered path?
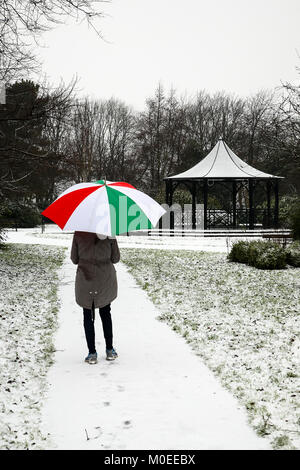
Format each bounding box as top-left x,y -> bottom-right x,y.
41,258 -> 269,450
6,230 -> 270,449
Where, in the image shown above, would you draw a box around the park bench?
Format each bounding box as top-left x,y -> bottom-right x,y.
262,232 -> 293,247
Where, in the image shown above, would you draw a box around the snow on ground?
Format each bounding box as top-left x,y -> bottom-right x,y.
39,252 -> 269,450
2,229 -> 272,450
5,225 -> 262,253
0,244 -> 66,449
120,249 -> 300,450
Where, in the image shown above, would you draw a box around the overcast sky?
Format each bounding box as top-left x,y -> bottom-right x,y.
38,0 -> 300,110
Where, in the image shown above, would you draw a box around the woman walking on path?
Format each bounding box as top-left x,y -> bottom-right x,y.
71,231 -> 120,364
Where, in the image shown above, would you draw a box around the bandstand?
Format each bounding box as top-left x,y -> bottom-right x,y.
164,139 -> 284,230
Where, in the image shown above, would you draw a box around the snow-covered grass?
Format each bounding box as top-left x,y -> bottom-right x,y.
31,232 -> 73,240
0,244 -> 66,449
26,231 -> 247,253
120,248 -> 300,450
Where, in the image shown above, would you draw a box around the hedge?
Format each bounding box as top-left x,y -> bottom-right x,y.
228,240 -> 287,270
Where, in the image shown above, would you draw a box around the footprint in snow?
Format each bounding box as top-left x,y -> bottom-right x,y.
123,420 -> 132,429
84,426 -> 102,440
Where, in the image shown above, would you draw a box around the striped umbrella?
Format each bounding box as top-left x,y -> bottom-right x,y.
41,179 -> 166,236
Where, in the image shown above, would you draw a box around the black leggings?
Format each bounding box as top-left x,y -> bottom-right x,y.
83,303 -> 113,354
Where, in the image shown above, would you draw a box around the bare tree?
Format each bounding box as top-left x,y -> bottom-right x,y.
136,84 -> 176,195
242,90 -> 275,165
97,98 -> 134,180
280,73 -> 300,193
0,0 -> 108,81
65,98 -> 101,182
64,97 -> 136,184
281,74 -> 300,142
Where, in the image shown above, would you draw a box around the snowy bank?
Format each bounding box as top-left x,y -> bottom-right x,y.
121,248 -> 300,450
0,244 -> 66,449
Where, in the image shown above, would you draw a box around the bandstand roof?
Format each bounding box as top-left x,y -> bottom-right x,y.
165,139 -> 283,180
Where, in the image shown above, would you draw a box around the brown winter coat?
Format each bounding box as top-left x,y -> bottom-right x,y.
70,231 -> 120,309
